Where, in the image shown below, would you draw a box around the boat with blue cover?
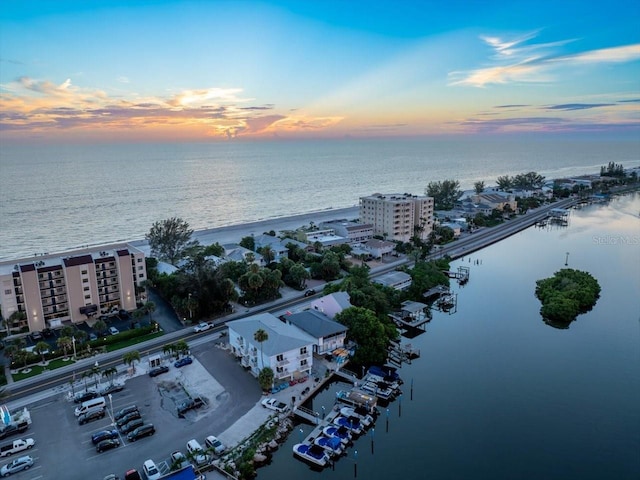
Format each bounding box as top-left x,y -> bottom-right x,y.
313,435 -> 344,457
293,443 -> 330,467
332,415 -> 364,435
322,425 -> 352,445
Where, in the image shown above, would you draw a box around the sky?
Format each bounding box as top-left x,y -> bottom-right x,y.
1,0 -> 639,143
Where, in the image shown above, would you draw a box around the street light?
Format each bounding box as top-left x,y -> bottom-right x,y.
108,393 -> 114,424
72,336 -> 77,360
188,293 -> 192,320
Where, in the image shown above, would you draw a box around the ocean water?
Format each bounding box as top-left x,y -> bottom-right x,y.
1,137 -> 638,260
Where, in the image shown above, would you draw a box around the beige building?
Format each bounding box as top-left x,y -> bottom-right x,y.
0,244 -> 147,333
359,193 -> 434,242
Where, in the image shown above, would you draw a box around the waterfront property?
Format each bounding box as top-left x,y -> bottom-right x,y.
228,313 -> 315,381
359,193 -> 435,242
0,244 -> 147,333
284,310 -> 348,356
308,291 -> 352,319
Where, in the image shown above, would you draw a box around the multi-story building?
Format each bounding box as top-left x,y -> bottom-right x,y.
320,219 -> 374,244
0,244 -> 147,333
359,193 -> 434,242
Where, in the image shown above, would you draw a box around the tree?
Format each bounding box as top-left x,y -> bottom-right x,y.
123,350 -> 141,373
426,180 -> 462,210
496,175 -> 513,190
239,235 -> 255,251
142,301 -> 156,322
162,343 -> 175,358
254,329 -> 269,370
474,180 -> 485,194
258,367 -> 275,392
289,263 -> 311,290
535,268 -> 601,323
34,341 -> 50,364
94,320 -> 107,335
146,217 -> 198,265
260,245 -> 275,265
102,366 -> 118,385
174,340 -> 189,358
335,307 -> 392,365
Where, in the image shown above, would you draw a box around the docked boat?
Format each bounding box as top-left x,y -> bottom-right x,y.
293,443 -> 331,467
313,435 -> 344,457
332,415 -> 364,435
339,406 -> 374,427
335,389 -> 377,412
322,425 -> 352,445
368,365 -> 402,383
360,380 -> 396,400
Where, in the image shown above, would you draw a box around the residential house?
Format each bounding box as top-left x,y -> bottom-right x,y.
285,309 -> 348,355
227,313 -> 314,381
253,235 -> 289,262
471,192 -> 517,212
222,243 -> 265,266
373,271 -> 412,291
310,291 -> 352,319
362,239 -> 396,258
320,220 -> 374,244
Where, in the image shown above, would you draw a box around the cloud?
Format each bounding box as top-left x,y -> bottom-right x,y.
545,103 -> 615,111
495,104 -> 529,108
450,31 -> 640,87
117,76 -> 130,84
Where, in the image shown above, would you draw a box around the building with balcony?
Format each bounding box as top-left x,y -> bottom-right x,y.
359,193 -> 434,242
0,244 -> 147,333
285,309 -> 348,355
228,313 -> 315,381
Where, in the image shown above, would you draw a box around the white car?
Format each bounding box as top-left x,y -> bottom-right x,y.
142,459 -> 161,480
261,397 -> 289,413
108,326 -> 120,335
204,435 -> 225,455
193,322 -> 212,333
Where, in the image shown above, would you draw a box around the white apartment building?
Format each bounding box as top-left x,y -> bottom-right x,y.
359,193 -> 434,242
0,244 -> 147,333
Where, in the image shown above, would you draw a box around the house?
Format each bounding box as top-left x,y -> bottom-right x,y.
320,220 -> 374,244
253,235 -> 289,262
310,291 -> 352,319
227,313 -> 314,381
222,243 -> 265,266
471,193 -> 517,212
373,271 -> 412,290
285,310 -> 348,355
362,239 -> 396,259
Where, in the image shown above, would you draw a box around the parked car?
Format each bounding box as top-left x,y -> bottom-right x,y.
170,451 -> 190,470
100,383 -> 125,396
193,322 -> 212,333
148,365 -> 169,377
0,455 -> 34,475
174,356 -> 193,368
177,397 -> 205,417
114,405 -> 138,422
119,418 -> 144,435
92,429 -> 118,445
142,460 -> 161,480
108,326 -> 120,335
204,435 -> 226,455
30,331 -> 43,341
0,423 -> 29,440
103,475 -> 120,480
186,439 -> 210,466
42,328 -> 54,338
96,438 -> 120,453
304,289 -> 316,297
73,390 -> 98,403
261,397 -> 289,413
89,332 -> 98,341
78,408 -> 106,425
116,411 -> 141,428
126,424 -> 155,442
124,469 -> 142,480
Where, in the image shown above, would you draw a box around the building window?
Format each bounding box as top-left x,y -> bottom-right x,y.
300,347 -> 307,355
300,359 -> 308,367
84,294 -> 91,299
138,274 -> 144,278
81,269 -> 87,274
4,289 -> 10,295
138,266 -> 144,270
137,258 -> 142,263
84,286 -> 90,291
82,278 -> 88,283
276,354 -> 284,362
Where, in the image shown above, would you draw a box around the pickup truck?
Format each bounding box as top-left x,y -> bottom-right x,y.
0,438 -> 35,458
193,322 -> 213,333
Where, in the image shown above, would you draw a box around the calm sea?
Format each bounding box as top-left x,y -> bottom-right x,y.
257,193 -> 640,480
1,137 -> 639,261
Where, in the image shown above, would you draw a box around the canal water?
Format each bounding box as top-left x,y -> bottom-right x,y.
257,193 -> 640,480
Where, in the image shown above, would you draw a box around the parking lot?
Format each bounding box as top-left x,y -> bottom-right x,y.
1,338 -> 263,480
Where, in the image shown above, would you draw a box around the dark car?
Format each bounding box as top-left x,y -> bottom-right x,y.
92,429 -> 118,445
148,365 -> 169,377
116,411 -> 141,428
304,289 -> 316,297
73,390 -> 98,403
30,331 -> 43,341
96,438 -> 120,453
174,356 -> 193,368
0,422 -> 29,440
114,405 -> 138,422
124,469 -> 143,480
119,418 -> 144,434
100,383 -> 125,396
126,424 -> 155,442
78,408 -> 106,425
42,328 -> 54,338
177,397 -> 205,417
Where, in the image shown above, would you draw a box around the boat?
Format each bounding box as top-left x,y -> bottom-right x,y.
292,443 -> 330,467
368,365 -> 402,383
339,406 -> 374,427
313,435 -> 344,457
335,389 -> 377,411
360,380 -> 396,400
322,425 -> 352,445
332,415 -> 363,435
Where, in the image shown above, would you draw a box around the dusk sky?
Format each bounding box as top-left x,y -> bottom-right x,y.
1,0 -> 639,143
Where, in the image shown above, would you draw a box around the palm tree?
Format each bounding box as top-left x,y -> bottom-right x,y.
143,301 -> 156,322
94,320 -> 107,335
162,343 -> 175,359
101,366 -> 118,385
57,336 -> 73,358
253,328 -> 269,371
174,340 -> 189,359
123,350 -> 141,373
34,341 -> 50,365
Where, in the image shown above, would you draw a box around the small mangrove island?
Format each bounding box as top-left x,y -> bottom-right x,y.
535,268 -> 601,323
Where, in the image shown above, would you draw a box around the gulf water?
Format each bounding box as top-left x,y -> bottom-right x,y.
1,136 -> 638,260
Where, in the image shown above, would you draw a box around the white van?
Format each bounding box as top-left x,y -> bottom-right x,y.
186,439 -> 210,466
74,396 -> 106,417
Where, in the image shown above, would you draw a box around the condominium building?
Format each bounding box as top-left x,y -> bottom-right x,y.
0,244 -> 147,333
359,193 -> 434,242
